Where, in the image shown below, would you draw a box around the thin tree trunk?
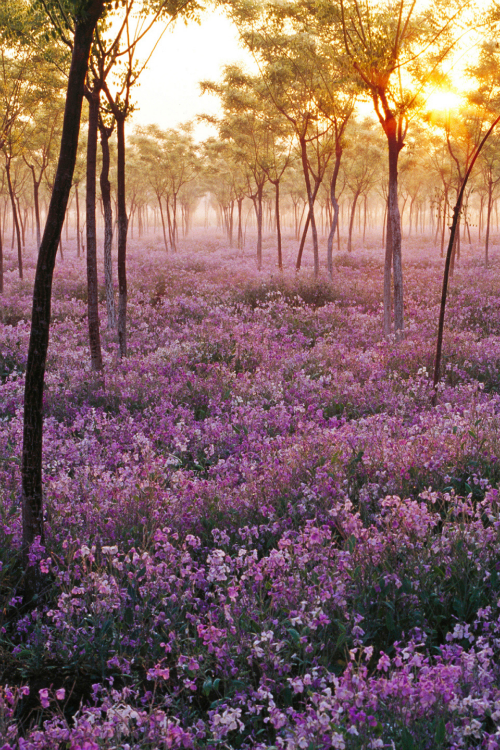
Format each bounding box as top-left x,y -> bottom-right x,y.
237,197 -> 243,249
327,149 -> 342,279
116,114 -> 128,358
299,136 -> 319,277
440,191 -> 448,258
296,181 -> 321,271
348,191 -> 360,252
75,183 -> 81,258
254,183 -> 264,270
85,87 -> 103,371
166,198 -> 175,251
387,128 -> 403,333
22,0 -> 104,565
16,198 -> 26,249
228,200 -> 234,246
0,212 -> 3,293
99,120 -> 116,329
274,180 -> 282,271
31,172 -> 41,247
5,159 -> 22,279
383,202 -> 392,335
485,184 -> 493,268
363,195 -> 367,242
157,194 -> 169,251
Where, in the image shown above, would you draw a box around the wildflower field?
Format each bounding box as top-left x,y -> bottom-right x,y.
1,235 -> 500,749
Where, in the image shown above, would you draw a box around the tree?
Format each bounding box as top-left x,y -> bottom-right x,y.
342,119 -> 381,252
98,113 -> 116,327
468,40 -> 500,266
201,66 -> 274,270
202,137 -> 247,247
22,96 -> 65,248
102,0 -> 201,357
21,0 -> 107,568
477,135 -> 500,266
322,0 -> 473,333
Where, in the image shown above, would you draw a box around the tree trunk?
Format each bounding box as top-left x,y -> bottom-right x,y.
485,182 -> 493,268
274,180 -> 282,271
440,190 -> 448,258
363,195 -> 367,242
0,212 -> 3,294
327,149 -> 342,279
22,0 -> 104,565
347,191 -> 360,253
252,183 -> 264,270
386,127 -> 403,334
157,194 -> 169,252
299,136 -> 319,277
85,87 -> 103,371
99,121 -> 116,329
75,183 -> 81,258
228,200 -> 234,246
116,114 -> 128,358
5,158 -> 22,279
296,181 -> 321,272
237,197 -> 243,249
16,198 -> 26,249
172,194 -> 178,248
166,197 -> 175,251
31,171 -> 41,248
383,202 -> 392,335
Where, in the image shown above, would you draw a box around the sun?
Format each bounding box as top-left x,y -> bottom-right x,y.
425,89 -> 463,113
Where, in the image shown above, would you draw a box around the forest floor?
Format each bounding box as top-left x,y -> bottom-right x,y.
1,231 -> 500,748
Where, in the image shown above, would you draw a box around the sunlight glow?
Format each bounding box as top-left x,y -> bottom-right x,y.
425,89 -> 463,113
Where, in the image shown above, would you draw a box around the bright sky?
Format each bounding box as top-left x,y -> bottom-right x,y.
130,9 -> 252,139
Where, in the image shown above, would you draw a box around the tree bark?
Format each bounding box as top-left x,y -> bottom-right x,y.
99,120 -> 116,329
347,191 -> 360,253
116,114 -> 128,358
327,149 -> 342,279
0,212 -> 3,294
85,87 -> 104,371
21,0 -> 105,562
440,189 -> 448,258
296,181 -> 321,272
30,169 -> 42,248
75,183 -> 81,258
252,183 -> 264,270
157,193 -> 169,252
237,197 -> 243,249
485,182 -> 493,268
299,135 -> 319,277
5,158 -> 23,279
386,127 -> 403,334
383,203 -> 392,336
273,180 -> 282,271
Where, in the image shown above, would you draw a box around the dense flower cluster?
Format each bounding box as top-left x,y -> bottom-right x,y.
1,235 -> 500,747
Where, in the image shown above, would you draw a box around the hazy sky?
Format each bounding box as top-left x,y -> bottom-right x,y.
130,10 -> 253,139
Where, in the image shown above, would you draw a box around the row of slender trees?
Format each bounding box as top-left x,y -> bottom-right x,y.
3,107 -> 500,279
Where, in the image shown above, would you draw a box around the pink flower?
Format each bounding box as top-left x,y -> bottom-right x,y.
147,666 -> 170,681
39,688 -> 50,708
377,652 -> 391,672
55,688 -> 65,701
